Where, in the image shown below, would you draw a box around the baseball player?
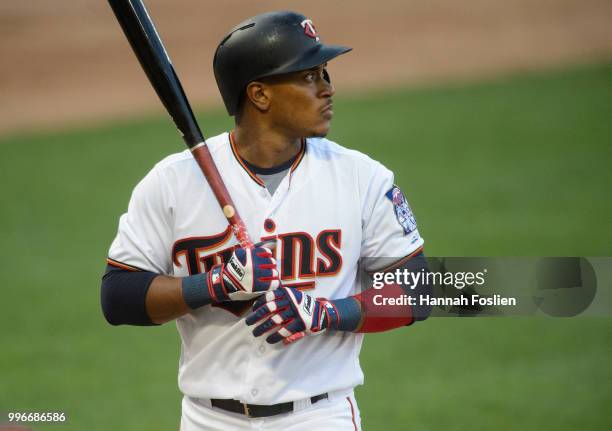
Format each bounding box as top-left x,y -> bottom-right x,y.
101,11 -> 431,430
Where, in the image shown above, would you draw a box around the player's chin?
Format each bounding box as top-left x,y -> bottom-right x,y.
307,119 -> 332,138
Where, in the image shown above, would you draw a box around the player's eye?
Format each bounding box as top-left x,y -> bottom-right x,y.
304,72 -> 317,82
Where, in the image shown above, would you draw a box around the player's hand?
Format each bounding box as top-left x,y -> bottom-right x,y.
245,287 -> 336,345
207,245 -> 280,302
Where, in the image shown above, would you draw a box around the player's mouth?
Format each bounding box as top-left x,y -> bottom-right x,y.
321,102 -> 333,119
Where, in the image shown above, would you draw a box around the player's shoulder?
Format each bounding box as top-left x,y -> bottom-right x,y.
153,149 -> 192,170
306,137 -> 391,176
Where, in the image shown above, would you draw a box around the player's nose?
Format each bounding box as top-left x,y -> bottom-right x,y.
319,79 -> 335,98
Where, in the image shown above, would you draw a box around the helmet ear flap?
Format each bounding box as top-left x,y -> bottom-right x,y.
323,69 -> 331,84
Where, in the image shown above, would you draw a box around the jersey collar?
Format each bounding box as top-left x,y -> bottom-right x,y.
229,131 -> 307,188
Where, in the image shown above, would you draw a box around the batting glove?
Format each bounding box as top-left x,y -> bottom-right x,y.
207,246 -> 280,302
245,287 -> 340,345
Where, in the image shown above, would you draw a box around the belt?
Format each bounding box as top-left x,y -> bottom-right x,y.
211,393 -> 328,418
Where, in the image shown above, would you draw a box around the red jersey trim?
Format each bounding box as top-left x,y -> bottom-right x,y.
106,258 -> 144,272
229,131 -> 265,187
347,396 -> 358,431
289,139 -> 307,174
367,246 -> 424,274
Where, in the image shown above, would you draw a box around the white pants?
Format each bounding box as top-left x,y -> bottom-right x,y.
180,391 -> 362,431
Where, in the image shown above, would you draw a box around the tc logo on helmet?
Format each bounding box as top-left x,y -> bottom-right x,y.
301,19 -> 320,42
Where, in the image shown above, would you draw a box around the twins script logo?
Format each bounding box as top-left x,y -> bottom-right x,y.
172,227 -> 342,282
172,227 -> 342,316
301,19 -> 320,41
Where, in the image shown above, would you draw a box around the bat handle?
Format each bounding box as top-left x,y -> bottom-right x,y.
191,143 -> 255,249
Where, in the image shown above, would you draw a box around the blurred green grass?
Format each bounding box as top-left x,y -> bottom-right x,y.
1,63 -> 611,430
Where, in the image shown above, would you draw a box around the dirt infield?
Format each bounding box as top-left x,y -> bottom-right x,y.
1,0 -> 611,135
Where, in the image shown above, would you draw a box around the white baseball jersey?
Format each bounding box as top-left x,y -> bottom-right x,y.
108,131 -> 424,404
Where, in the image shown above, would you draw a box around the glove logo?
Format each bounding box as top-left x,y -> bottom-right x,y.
301,19 -> 320,42
303,295 -> 314,316
228,259 -> 245,280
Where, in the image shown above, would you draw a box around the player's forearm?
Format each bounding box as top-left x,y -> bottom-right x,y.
146,271 -> 226,324
146,275 -> 190,324
101,270 -> 213,325
101,270 -> 217,326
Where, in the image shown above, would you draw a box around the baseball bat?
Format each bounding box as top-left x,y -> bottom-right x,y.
107,0 -> 253,249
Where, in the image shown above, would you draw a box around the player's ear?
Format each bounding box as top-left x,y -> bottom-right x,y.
245,81 -> 271,112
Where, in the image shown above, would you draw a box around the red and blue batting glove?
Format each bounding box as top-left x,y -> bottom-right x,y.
206,245 -> 280,303
245,287 -> 340,345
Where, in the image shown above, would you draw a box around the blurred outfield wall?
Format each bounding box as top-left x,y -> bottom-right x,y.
1,0 -> 611,136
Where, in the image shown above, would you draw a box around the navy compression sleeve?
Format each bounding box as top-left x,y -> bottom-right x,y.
397,252 -> 433,321
100,264 -> 158,326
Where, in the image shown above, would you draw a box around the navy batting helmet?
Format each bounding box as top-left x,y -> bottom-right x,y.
213,11 -> 352,116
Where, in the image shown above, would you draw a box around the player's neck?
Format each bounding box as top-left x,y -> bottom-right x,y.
233,125 -> 302,169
